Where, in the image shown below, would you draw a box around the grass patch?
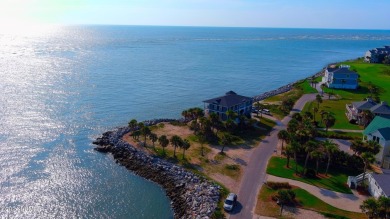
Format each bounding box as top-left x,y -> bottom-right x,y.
266,157 -> 353,194
295,79 -> 318,94
294,188 -> 365,219
341,60 -> 390,102
317,130 -> 362,140
302,100 -> 363,130
255,186 -> 365,219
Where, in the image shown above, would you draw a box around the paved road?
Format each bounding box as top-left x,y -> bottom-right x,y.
229,94 -> 317,219
267,175 -> 367,212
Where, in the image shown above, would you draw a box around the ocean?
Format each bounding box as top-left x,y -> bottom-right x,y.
1,25 -> 390,218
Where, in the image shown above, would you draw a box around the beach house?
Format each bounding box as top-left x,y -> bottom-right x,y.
365,46 -> 390,63
346,99 -> 390,125
363,115 -> 390,168
322,65 -> 358,89
203,91 -> 253,121
348,170 -> 390,198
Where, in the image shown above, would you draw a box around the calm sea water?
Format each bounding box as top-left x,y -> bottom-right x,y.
1,26 -> 390,218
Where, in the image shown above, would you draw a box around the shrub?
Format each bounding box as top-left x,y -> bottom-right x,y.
225,164 -> 240,171
266,181 -> 291,190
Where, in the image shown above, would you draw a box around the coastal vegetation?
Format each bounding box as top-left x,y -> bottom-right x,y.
124,108 -> 276,193
260,79 -> 318,119
267,156 -> 356,194
255,183 -> 366,219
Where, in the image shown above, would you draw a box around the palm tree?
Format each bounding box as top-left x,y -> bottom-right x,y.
181,110 -> 189,121
290,141 -> 301,174
140,126 -> 151,147
170,135 -> 182,157
287,119 -> 299,133
378,196 -> 390,219
323,113 -> 336,132
220,133 -> 233,154
277,130 -> 289,152
323,140 -> 339,176
181,139 -> 191,159
132,130 -> 141,140
361,152 -> 375,185
366,140 -> 381,155
277,190 -> 295,216
303,140 -> 318,175
226,109 -> 237,120
197,131 -> 207,156
149,133 -> 158,148
209,112 -> 222,135
360,198 -> 379,218
313,107 -> 318,123
311,150 -> 323,175
316,94 -> 322,109
128,119 -> 138,130
350,139 -> 365,155
158,135 -> 169,153
320,110 -> 327,125
284,145 -> 294,168
225,118 -> 236,133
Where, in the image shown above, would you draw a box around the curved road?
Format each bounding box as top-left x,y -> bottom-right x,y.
229,94 -> 317,219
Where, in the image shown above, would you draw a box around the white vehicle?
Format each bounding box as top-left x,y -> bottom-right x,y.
223,193 -> 237,211
261,109 -> 271,115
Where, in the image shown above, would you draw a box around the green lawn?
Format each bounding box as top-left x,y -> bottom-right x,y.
342,60 -> 390,102
316,130 -> 362,140
296,79 -> 318,94
294,188 -> 366,219
301,60 -> 390,130
256,186 -> 365,219
266,157 -> 354,194
303,100 -> 363,130
322,60 -> 390,102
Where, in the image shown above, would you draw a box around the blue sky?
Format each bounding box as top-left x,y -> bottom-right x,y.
1,0 -> 389,29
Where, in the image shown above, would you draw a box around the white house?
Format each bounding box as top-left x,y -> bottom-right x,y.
363,115 -> 390,168
348,169 -> 390,198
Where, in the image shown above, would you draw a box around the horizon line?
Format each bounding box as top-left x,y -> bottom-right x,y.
55,24 -> 390,31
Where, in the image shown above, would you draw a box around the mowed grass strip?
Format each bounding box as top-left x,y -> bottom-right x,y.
266,157 -> 353,194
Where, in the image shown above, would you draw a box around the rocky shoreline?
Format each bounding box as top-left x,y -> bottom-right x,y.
253,70 -> 324,101
93,124 -> 221,219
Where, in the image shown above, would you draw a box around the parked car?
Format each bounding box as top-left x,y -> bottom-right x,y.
261,109 -> 271,115
223,193 -> 237,211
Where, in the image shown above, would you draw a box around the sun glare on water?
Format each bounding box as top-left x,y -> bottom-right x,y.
0,0 -> 66,36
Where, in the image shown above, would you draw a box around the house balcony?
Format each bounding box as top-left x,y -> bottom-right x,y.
346,104 -> 359,121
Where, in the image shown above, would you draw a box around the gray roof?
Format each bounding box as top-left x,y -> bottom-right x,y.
203,91 -> 252,107
327,67 -> 358,75
370,102 -> 390,115
372,169 -> 390,196
377,127 -> 390,141
352,100 -> 377,110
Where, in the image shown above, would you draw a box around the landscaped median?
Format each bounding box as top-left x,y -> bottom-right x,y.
255,183 -> 366,219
